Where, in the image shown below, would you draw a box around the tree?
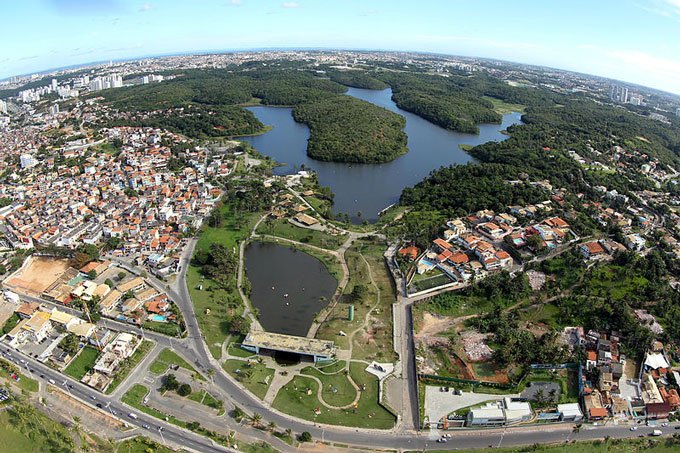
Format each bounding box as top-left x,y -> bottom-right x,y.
299,431 -> 312,442
161,373 -> 179,391
177,383 -> 192,396
250,412 -> 262,428
87,270 -> 97,280
267,421 -> 277,432
117,271 -> 126,281
226,315 -> 251,336
351,284 -> 369,301
232,405 -> 245,422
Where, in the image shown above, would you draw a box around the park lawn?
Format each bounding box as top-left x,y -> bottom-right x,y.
64,346 -> 100,380
482,96 -> 526,114
301,366 -> 357,407
105,340 -> 154,395
223,359 -> 275,400
189,203 -> 262,359
0,403 -> 75,452
228,343 -> 256,359
114,437 -> 178,453
273,362 -> 395,429
187,389 -> 224,412
149,348 -> 202,379
258,218 -> 346,250
315,360 -> 347,374
142,320 -> 182,337
303,195 -> 332,215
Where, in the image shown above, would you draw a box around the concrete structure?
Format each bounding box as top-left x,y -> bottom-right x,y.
558,403 -> 584,421
241,330 -> 336,362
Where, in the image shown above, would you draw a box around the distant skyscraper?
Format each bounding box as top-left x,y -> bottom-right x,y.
51,78 -> 57,91
50,103 -> 59,115
0,99 -> 6,114
676,107 -> 680,117
628,93 -> 643,106
610,84 -> 629,103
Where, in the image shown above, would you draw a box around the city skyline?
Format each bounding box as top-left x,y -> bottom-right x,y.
2,0 -> 680,95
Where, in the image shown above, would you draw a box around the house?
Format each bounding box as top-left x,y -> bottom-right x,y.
7,311 -> 52,345
293,213 -> 319,226
79,260 -> 111,276
580,241 -> 605,259
624,233 -> 646,252
121,297 -> 142,314
477,222 -> 504,240
433,238 -> 452,252
118,277 -> 145,293
646,402 -> 671,420
49,309 -> 80,330
398,246 -> 420,261
92,333 -> 137,375
100,289 -> 122,315
502,398 -> 532,424
558,403 -> 583,422
15,302 -> 40,319
67,322 -> 96,339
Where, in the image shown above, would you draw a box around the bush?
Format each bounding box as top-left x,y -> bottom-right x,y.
299,431 -> 312,442
177,383 -> 192,396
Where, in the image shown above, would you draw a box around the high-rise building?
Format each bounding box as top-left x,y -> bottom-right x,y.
0,99 -> 6,114
628,94 -> 643,106
610,85 -> 629,103
49,103 -> 59,115
51,78 -> 58,91
676,107 -> 680,117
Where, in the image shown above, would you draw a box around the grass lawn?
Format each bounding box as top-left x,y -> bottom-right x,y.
114,437 -> 178,453
228,343 -> 256,359
315,360 -> 347,374
482,96 -> 526,114
223,359 -> 275,400
409,271 -> 453,293
64,346 -> 100,380
105,340 -> 154,395
518,303 -> 561,330
273,362 -> 395,429
0,358 -> 39,393
189,203 -> 262,360
301,366 -> 357,407
149,348 -> 202,378
0,403 -> 75,452
188,389 -> 224,412
583,265 -> 648,300
142,320 -> 182,337
258,218 -> 345,250
471,361 -> 498,379
122,384 -> 188,427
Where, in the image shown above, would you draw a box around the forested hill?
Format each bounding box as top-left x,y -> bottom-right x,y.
293,96 -> 407,163
400,93 -> 680,218
94,68 -> 408,163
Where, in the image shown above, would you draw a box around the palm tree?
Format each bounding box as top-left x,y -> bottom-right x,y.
207,368 -> 215,384
250,412 -> 263,428
267,421 -> 277,432
285,428 -> 293,439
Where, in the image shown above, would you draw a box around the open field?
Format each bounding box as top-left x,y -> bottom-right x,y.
301,366 -> 357,407
0,402 -> 75,452
258,218 -> 346,250
64,346 -> 100,380
223,359 -> 275,400
482,96 -> 526,114
0,358 -> 39,392
4,256 -> 70,295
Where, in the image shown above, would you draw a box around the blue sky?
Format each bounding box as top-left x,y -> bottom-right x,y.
2,0 -> 680,94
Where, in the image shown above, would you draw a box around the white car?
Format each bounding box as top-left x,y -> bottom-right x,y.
630,426 -> 638,431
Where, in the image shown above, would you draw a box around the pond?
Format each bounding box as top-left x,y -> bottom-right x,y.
244,241 -> 337,337
240,87 -> 522,222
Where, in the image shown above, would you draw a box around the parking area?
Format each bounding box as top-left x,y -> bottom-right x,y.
520,381 -> 561,402
424,385 -> 519,424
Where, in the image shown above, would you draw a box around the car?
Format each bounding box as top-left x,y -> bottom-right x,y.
143,424 -> 150,430
661,422 -> 669,427
48,379 -> 56,385
40,374 -> 44,378
630,426 -> 638,431
96,403 -> 103,408
90,395 -> 96,400
68,384 -> 73,389
675,426 -> 680,430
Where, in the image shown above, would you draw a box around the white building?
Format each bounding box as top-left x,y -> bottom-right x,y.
0,99 -> 7,114
558,403 -> 584,422
20,153 -> 38,169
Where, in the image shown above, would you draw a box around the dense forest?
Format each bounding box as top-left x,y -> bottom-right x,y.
376,72 -> 504,133
399,89 -> 680,219
327,70 -> 389,90
292,96 -> 407,163
97,67 -> 410,163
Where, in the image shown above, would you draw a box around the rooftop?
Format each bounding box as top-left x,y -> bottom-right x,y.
243,330 -> 336,357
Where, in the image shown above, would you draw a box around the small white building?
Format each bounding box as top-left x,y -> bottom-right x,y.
558,403 -> 584,422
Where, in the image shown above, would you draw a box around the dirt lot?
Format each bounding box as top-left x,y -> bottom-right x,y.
0,299 -> 16,327
4,256 -> 71,296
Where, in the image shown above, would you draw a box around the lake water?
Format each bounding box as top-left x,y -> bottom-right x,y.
241,87 -> 522,221
244,241 -> 337,337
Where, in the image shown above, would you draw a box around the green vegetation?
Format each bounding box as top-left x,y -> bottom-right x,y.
301,366 -> 357,407
113,437 -> 178,453
483,96 -> 526,114
105,340 -> 154,395
0,358 -> 39,393
122,384 -> 187,427
378,71 -> 503,133
149,348 -> 202,378
188,389 -> 224,412
1,313 -> 20,335
272,362 -> 395,429
223,359 -> 275,400
63,346 -> 100,380
328,70 -> 389,90
258,217 -> 346,249
0,401 -> 75,452
292,96 -> 407,163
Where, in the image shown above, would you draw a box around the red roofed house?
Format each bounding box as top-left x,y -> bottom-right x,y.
398,246 -> 420,261
580,241 -> 605,259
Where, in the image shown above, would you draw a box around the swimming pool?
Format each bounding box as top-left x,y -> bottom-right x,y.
150,314 -> 167,322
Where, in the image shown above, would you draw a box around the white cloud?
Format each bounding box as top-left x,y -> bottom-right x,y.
604,49 -> 680,94
282,2 -> 299,8
139,3 -> 152,12
229,0 -> 242,5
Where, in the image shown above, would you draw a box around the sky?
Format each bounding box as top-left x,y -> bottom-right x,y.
2,0 -> 680,94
